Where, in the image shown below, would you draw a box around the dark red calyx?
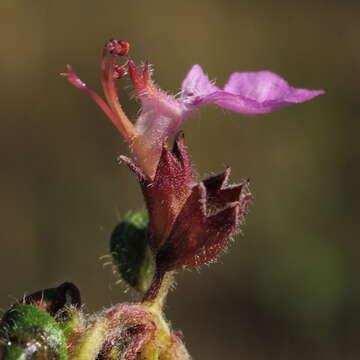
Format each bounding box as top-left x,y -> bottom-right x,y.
101,304 -> 156,360
120,132 -> 253,302
15,282 -> 81,317
99,323 -> 155,360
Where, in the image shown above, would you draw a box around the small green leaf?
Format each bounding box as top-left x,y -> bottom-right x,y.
0,304 -> 67,360
110,210 -> 155,293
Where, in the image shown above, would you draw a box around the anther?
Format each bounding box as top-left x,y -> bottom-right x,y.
106,40 -> 130,56
113,64 -> 128,79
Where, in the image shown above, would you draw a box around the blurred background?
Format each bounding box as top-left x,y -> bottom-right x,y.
0,0 -> 359,359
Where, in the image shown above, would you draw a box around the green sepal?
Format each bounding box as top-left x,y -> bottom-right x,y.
0,304 -> 67,360
110,210 -> 155,293
70,317 -> 107,360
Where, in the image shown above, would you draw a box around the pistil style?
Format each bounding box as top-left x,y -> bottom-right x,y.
100,41 -> 136,140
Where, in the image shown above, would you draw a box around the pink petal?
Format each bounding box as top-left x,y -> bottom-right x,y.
225,71 -> 324,102
181,64 -> 219,105
206,71 -> 325,114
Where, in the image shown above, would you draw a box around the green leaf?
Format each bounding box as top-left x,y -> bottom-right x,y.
110,210 -> 155,293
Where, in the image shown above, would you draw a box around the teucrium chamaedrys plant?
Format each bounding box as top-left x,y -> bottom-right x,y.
0,39 -> 324,360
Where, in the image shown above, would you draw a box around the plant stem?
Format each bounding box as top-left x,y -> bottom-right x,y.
143,271 -> 174,311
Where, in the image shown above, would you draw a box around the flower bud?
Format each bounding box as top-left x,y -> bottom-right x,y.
19,282 -> 81,316
0,304 -> 67,360
110,211 -> 155,293
159,333 -> 191,360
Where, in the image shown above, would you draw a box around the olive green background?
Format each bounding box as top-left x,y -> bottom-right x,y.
0,1 -> 359,359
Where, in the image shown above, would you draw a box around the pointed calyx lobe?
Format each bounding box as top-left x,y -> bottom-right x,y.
120,132 -> 192,251
121,133 -> 252,278
157,168 -> 252,271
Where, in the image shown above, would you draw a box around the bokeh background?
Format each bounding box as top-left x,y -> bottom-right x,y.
0,0 -> 359,359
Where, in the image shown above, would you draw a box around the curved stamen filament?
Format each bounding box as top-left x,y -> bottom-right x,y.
61,65 -> 130,139
100,48 -> 136,141
84,86 -> 129,137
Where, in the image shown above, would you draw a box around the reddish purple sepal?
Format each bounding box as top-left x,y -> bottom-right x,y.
100,304 -> 156,360
157,169 -> 252,271
120,132 -> 192,249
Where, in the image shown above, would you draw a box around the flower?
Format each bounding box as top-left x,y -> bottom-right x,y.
62,39 -> 325,301
62,39 -> 324,178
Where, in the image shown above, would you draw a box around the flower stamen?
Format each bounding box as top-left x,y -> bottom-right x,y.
62,39 -> 137,142
60,65 -> 129,138
100,41 -> 136,141
113,64 -> 128,79
106,39 -> 130,57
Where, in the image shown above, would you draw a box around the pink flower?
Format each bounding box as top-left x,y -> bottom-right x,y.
62,40 -> 324,177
